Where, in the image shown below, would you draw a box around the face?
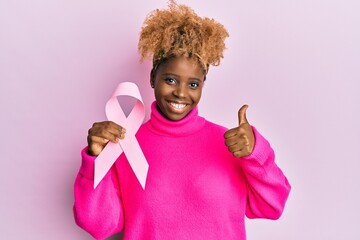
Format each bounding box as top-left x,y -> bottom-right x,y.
151,56 -> 206,121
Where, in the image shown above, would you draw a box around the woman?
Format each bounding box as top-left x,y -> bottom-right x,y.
73,1 -> 291,239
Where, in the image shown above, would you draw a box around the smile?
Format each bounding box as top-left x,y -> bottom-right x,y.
166,101 -> 189,113
170,102 -> 187,109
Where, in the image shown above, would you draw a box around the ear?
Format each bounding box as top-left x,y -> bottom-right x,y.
150,69 -> 155,88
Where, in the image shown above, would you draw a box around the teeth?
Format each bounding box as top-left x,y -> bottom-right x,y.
170,102 -> 186,109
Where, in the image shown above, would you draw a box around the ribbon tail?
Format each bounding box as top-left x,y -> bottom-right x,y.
94,142 -> 123,189
120,135 -> 149,189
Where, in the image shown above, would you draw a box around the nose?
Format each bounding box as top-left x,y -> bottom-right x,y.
173,83 -> 187,99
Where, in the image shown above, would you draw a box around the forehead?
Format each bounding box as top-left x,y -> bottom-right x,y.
156,56 -> 205,78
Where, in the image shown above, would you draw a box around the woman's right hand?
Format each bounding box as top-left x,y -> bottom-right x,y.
87,121 -> 126,156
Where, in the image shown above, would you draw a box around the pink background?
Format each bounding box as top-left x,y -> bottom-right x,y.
1,0 -> 359,239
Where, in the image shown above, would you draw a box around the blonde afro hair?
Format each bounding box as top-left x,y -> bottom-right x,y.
138,0 -> 229,71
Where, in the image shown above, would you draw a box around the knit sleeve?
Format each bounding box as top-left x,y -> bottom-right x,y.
73,147 -> 124,239
240,127 -> 291,220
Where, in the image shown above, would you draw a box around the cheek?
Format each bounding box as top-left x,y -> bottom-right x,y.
154,84 -> 170,99
193,89 -> 203,102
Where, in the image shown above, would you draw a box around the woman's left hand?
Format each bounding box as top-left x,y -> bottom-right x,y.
224,105 -> 255,158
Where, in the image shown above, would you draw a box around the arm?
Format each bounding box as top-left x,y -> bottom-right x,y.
224,105 -> 290,219
241,127 -> 291,219
73,147 -> 124,239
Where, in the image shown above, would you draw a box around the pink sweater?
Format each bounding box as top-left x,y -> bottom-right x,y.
73,102 -> 291,240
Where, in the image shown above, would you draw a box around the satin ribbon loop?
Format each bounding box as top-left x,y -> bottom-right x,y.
94,82 -> 149,189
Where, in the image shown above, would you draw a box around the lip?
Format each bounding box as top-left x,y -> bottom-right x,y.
166,100 -> 190,114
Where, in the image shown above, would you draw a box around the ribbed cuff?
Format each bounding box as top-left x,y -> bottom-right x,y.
241,126 -> 272,166
79,147 -> 97,179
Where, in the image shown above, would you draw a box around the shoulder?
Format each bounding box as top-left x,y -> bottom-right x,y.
203,119 -> 228,132
200,119 -> 229,140
136,120 -> 151,135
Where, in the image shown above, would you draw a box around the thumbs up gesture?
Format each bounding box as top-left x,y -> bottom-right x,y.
224,105 -> 255,158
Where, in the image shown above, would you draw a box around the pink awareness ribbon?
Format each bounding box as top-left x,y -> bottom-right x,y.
94,82 -> 149,189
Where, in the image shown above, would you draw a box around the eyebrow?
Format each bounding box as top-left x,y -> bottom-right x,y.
161,73 -> 202,81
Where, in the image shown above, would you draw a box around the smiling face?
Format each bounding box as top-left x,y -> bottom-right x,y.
151,56 -> 206,121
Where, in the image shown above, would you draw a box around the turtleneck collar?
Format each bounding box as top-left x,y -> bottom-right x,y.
146,101 -> 205,137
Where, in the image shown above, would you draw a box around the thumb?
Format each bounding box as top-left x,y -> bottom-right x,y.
238,104 -> 249,125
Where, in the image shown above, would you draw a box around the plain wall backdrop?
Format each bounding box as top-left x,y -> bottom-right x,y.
1,0 -> 359,239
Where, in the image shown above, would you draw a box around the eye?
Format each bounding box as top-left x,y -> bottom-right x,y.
164,77 -> 176,85
189,82 -> 199,89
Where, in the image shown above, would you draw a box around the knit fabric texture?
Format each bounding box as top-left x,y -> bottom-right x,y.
73,102 -> 291,240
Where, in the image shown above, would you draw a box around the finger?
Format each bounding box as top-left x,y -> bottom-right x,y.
88,135 -> 110,146
225,134 -> 242,147
87,136 -> 109,156
226,137 -> 249,150
224,128 -> 238,139
90,122 -> 124,141
238,105 -> 249,126
89,135 -> 119,158
233,150 -> 245,158
90,128 -> 120,143
107,125 -> 125,139
225,137 -> 236,147
226,126 -> 248,138
93,121 -> 126,135
105,121 -> 126,136
108,121 -> 126,133
225,127 -> 248,145
233,147 -> 252,158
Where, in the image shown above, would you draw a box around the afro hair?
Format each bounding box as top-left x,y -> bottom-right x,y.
138,0 -> 229,71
